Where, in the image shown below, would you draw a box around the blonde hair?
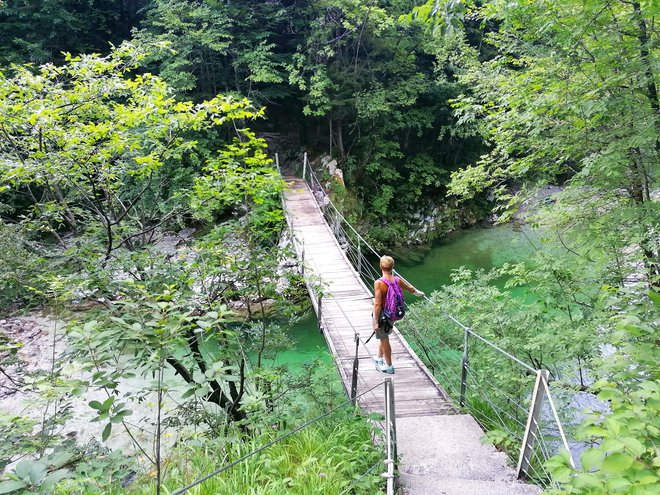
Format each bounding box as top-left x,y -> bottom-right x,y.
380,255 -> 394,271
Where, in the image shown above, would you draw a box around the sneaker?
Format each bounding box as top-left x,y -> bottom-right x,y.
373,357 -> 384,365
379,364 -> 395,374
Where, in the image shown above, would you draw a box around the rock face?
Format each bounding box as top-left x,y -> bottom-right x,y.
405,201 -> 484,245
318,155 -> 345,187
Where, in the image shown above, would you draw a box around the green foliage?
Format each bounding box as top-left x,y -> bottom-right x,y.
0,223 -> 49,310
191,129 -> 282,227
404,0 -> 468,37
288,1 -> 486,242
0,0 -> 145,66
0,451 -> 76,495
137,0 -> 294,101
0,42 -> 261,265
444,0 -> 658,281
545,307 -> 660,494
0,414 -> 40,471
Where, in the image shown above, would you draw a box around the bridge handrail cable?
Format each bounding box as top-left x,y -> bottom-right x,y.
301,154 -> 535,372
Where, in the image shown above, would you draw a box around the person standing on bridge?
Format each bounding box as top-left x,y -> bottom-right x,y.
373,255 -> 425,374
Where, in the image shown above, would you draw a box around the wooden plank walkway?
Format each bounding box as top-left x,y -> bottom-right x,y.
283,177 -> 455,418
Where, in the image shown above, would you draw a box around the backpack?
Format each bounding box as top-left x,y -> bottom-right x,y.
380,276 -> 406,322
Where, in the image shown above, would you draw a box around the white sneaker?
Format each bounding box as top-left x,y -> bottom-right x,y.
374,357 -> 384,365
379,364 -> 395,374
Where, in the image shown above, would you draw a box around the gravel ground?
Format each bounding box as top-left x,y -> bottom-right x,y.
1,313 -> 183,472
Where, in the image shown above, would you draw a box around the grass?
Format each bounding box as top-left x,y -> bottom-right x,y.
61,414 -> 384,495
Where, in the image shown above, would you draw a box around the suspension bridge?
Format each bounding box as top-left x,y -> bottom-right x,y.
278,154 -> 572,495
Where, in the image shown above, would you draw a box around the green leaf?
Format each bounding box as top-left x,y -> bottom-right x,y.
601,453 -> 635,473
102,423 -> 112,442
620,437 -> 646,457
110,410 -> 132,423
40,469 -> 72,491
88,400 -> 103,410
181,386 -> 197,399
194,385 -> 210,397
0,480 -> 27,494
606,477 -> 631,491
47,452 -> 74,469
648,291 -> 660,307
581,448 -> 604,471
101,396 -> 114,411
601,439 -> 625,453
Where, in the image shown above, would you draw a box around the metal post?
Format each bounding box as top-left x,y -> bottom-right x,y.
351,333 -> 359,405
384,377 -> 397,495
275,152 -> 280,174
460,327 -> 469,407
541,374 -> 577,468
302,152 -> 307,182
517,369 -> 549,479
317,294 -> 323,333
300,241 -> 305,276
388,378 -> 398,476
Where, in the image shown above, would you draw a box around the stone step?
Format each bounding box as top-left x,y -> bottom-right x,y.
396,415 -> 541,495
398,476 -> 541,495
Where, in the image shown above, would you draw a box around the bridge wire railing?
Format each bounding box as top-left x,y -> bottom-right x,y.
168,157 -> 397,495
293,153 -> 577,486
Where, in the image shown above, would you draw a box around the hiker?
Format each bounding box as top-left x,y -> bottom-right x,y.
373,255 -> 424,374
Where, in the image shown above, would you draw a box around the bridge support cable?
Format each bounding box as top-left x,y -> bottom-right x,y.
403,302 -> 560,482
295,153 -> 577,485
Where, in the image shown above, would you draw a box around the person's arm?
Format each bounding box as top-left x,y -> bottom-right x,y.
397,276 -> 425,297
373,280 -> 384,330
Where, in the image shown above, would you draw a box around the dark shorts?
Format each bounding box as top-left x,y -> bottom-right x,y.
375,318 -> 393,340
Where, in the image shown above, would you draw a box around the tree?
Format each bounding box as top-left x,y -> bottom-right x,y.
288,0 -> 485,245
0,0 -> 147,66
442,0 -> 658,287
0,42 -> 282,427
545,299 -> 660,495
0,41 -> 259,262
136,0 -> 300,102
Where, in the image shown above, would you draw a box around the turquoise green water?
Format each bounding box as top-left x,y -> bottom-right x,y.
395,224 -> 537,296
279,224 -> 536,366
268,312 -> 332,367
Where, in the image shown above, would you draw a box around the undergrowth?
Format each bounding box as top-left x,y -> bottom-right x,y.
58,414 -> 384,495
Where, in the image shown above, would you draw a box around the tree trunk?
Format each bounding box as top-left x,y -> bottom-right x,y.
336,118 -> 346,160
631,1 -> 659,153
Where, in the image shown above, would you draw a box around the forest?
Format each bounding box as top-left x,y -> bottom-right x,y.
0,0 -> 657,494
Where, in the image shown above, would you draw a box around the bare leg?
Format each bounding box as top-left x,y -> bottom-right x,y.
380,338 -> 392,366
